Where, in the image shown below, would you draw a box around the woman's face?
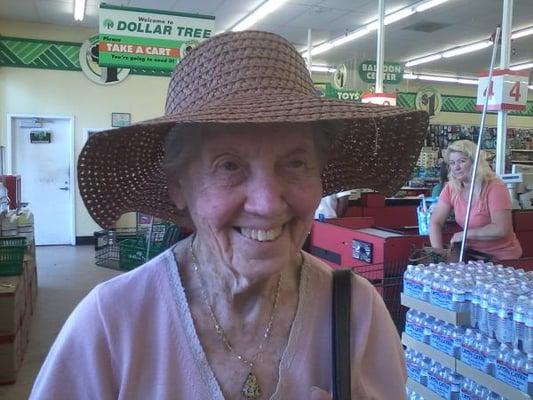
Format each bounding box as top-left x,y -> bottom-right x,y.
448,151 -> 472,183
169,125 -> 324,279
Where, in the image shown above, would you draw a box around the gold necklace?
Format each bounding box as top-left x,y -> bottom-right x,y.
190,239 -> 283,399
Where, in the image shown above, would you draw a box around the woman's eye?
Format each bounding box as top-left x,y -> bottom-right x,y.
286,159 -> 305,169
220,160 -> 240,171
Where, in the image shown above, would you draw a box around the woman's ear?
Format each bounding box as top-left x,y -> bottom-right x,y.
168,180 -> 187,210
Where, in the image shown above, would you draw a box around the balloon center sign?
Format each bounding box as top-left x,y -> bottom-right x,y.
358,60 -> 404,85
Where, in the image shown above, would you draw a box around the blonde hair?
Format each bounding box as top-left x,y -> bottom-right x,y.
444,140 -> 494,197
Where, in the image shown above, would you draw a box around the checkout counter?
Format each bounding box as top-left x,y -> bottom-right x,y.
308,193 -> 533,331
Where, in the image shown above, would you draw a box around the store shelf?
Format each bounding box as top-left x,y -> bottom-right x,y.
511,160 -> 533,164
402,334 -> 457,370
406,378 -> 442,400
401,293 -> 470,326
456,361 -> 531,400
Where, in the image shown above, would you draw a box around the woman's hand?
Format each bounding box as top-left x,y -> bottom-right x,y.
450,231 -> 464,244
310,387 -> 332,400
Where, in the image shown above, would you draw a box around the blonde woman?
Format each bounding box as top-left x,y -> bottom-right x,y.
429,140 -> 522,261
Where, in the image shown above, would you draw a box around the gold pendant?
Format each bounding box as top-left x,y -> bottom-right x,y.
242,371 -> 262,399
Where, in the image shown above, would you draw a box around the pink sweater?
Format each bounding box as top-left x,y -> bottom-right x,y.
30,249 -> 406,399
440,178 -> 522,260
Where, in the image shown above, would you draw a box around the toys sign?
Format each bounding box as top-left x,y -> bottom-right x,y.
476,69 -> 529,112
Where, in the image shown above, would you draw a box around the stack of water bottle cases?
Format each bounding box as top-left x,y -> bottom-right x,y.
403,261 -> 533,400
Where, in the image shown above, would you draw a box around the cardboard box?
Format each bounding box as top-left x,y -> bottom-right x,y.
0,274 -> 26,335
0,328 -> 22,384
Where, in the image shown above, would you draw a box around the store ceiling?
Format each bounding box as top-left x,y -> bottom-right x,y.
1,0 -> 532,80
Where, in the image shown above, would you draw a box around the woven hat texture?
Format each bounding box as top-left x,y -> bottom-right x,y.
78,30 -> 429,228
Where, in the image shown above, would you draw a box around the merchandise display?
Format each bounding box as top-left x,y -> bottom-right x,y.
402,260 -> 533,399
0,210 -> 37,384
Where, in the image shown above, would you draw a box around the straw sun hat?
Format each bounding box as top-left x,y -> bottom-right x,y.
78,30 -> 429,229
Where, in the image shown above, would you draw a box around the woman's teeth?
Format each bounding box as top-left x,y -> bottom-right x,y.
240,227 -> 283,242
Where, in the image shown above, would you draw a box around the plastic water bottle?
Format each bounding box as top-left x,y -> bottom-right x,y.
420,355 -> 431,386
423,314 -> 436,345
431,320 -> 455,356
513,295 -> 529,351
432,273 -> 453,310
487,286 -> 501,339
470,280 -> 486,329
421,268 -> 434,302
494,344 -> 528,390
482,337 -> 500,376
524,298 -> 533,356
478,283 -> 493,335
461,329 -> 480,369
496,291 -> 518,346
460,378 -> 475,400
404,264 -> 424,299
449,371 -> 462,400
404,264 -> 416,297
452,325 -> 465,359
405,310 -> 425,342
451,274 -> 467,312
405,349 -> 423,383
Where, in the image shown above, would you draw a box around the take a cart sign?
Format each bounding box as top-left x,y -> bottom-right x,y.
358,60 -> 404,85
98,4 -> 215,70
476,69 -> 529,112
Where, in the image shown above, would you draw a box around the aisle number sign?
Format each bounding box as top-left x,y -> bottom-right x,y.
98,4 -> 215,70
476,69 -> 529,112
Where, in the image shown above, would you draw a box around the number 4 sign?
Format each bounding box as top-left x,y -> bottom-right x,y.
476,69 -> 529,112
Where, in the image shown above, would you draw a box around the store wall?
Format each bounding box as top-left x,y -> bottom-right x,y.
311,71 -> 533,128
2,19 -> 532,238
1,20 -> 170,238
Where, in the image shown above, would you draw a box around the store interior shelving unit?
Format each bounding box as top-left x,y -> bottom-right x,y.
401,294 -> 532,400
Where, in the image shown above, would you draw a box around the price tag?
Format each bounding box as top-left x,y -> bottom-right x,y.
476,69 -> 529,112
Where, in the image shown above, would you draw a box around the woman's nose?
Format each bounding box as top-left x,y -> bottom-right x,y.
244,170 -> 287,216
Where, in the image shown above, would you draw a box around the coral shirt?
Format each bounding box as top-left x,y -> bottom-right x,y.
439,178 -> 522,260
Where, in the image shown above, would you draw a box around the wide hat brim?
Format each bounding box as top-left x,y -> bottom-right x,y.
78,93 -> 428,229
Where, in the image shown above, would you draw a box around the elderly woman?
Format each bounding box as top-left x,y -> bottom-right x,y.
31,31 -> 428,399
430,140 -> 522,261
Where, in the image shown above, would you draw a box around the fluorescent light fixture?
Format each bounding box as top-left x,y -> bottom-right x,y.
301,0 -> 452,58
404,72 -> 478,85
529,85 -> 533,90
510,62 -> 533,71
384,8 -> 415,25
231,0 -> 289,31
457,78 -> 479,85
74,0 -> 86,21
418,74 -> 459,83
442,40 -> 492,58
405,54 -> 443,67
415,0 -> 450,12
310,65 -> 335,73
511,26 -> 533,39
405,24 -> 533,67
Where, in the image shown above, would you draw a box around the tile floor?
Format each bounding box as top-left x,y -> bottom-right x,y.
0,245 -> 122,400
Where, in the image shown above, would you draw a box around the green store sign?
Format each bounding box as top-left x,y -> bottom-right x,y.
358,60 -> 404,85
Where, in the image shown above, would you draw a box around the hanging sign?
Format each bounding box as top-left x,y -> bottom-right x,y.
361,92 -> 397,106
358,60 -> 404,85
98,4 -> 215,71
476,69 -> 529,112
415,86 -> 442,117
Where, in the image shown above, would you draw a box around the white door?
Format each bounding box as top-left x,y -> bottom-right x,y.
9,115 -> 74,245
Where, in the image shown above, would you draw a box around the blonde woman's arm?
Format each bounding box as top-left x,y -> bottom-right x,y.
429,201 -> 452,248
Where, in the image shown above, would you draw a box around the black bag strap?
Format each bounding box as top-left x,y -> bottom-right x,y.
332,269 -> 352,400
